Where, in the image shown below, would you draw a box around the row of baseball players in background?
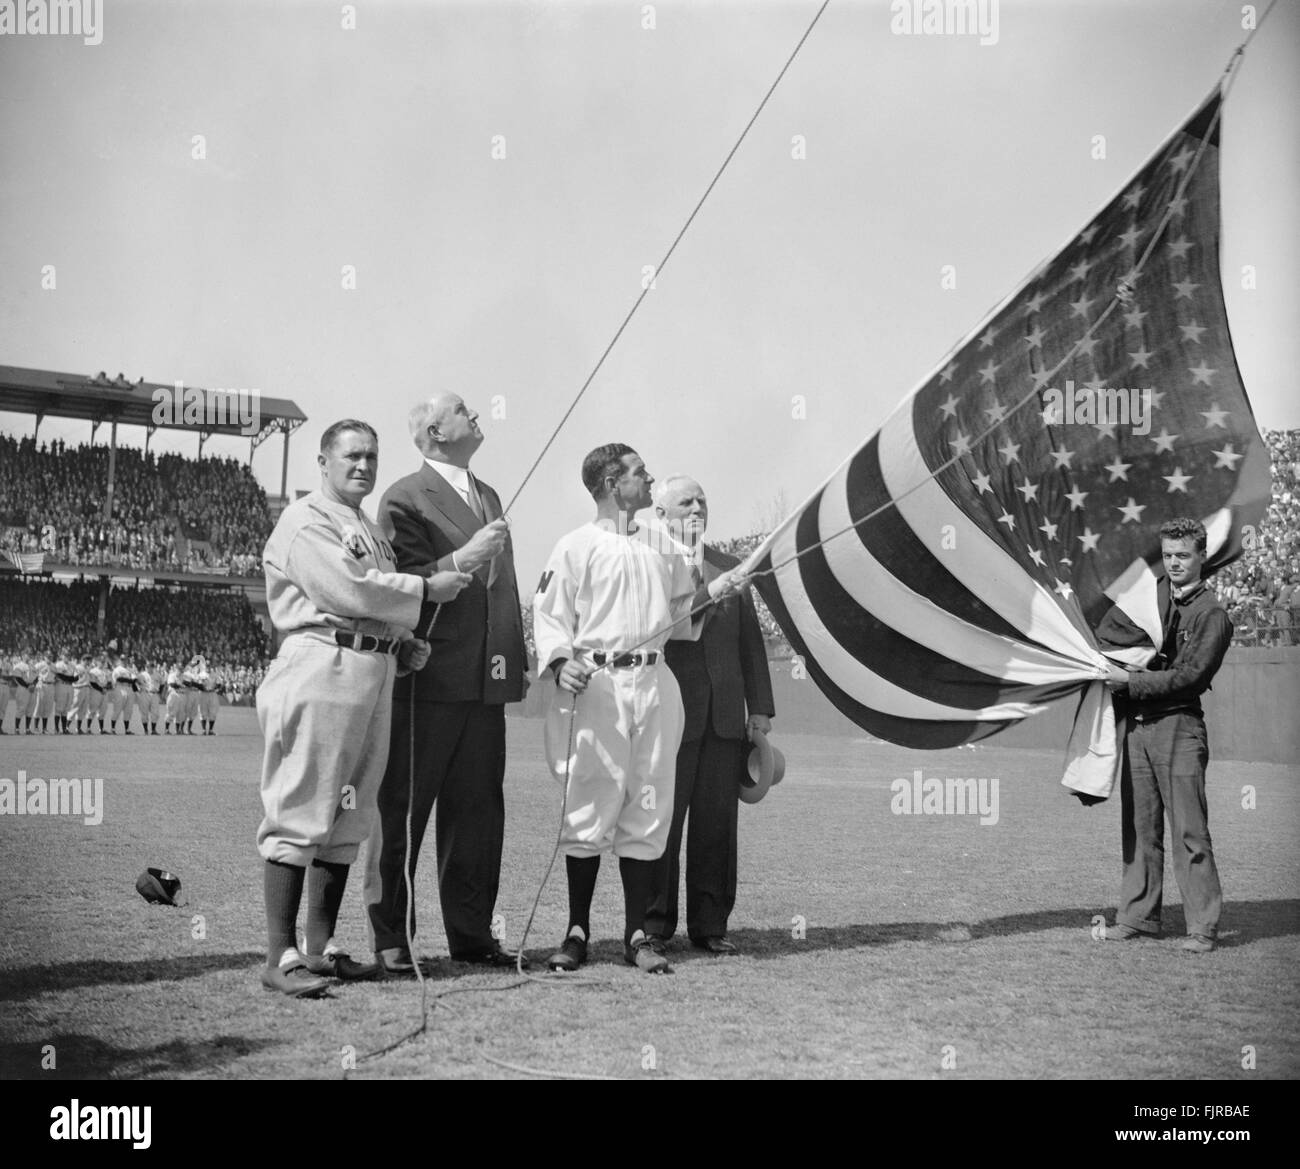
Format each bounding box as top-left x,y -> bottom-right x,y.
0,652 -> 250,735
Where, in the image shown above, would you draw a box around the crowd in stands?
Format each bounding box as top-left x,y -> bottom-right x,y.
0,578 -> 267,715
0,432 -> 271,576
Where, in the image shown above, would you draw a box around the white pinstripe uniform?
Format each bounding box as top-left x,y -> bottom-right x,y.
532,521 -> 703,861
32,657 -> 55,720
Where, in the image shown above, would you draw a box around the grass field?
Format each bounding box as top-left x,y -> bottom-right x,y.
1,708 -> 1297,1080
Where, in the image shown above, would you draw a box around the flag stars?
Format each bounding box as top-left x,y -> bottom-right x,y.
1049,448 -> 1075,470
970,469 -> 993,494
939,361 -> 957,384
1123,305 -> 1148,329
1168,145 -> 1194,172
1173,278 -> 1200,300
1068,258 -> 1092,283
1093,422 -> 1118,440
1075,334 -> 1099,358
1167,236 -> 1193,259
1117,498 -> 1146,524
997,510 -> 1017,532
1118,224 -> 1142,250
1078,528 -> 1101,552
1180,321 -> 1206,344
1122,185 -> 1145,210
1025,289 -> 1048,314
1168,194 -> 1189,218
1150,427 -> 1177,454
1016,478 -> 1040,503
1039,518 -> 1059,541
1025,325 -> 1046,350
1054,579 -> 1074,600
997,438 -> 1021,464
1069,293 -> 1096,319
1200,403 -> 1228,428
948,430 -> 973,456
1147,388 -> 1166,410
1065,483 -> 1089,510
1189,362 -> 1216,386
984,403 -> 1009,424
1128,346 -> 1153,369
1213,443 -> 1243,469
1028,547 -> 1047,567
1163,467 -> 1192,493
938,392 -> 960,419
1079,224 -> 1100,245
978,359 -> 998,385
1104,457 -> 1132,482
978,327 -> 996,349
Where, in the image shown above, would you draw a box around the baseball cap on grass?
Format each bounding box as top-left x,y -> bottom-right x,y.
136,867 -> 182,906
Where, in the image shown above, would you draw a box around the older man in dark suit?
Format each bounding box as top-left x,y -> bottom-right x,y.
364,392 -> 527,971
646,475 -> 775,954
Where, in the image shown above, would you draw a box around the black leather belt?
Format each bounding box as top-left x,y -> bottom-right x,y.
335,631 -> 399,655
592,651 -> 658,668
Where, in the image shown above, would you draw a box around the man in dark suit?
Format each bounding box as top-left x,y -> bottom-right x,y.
646,475 -> 775,954
364,392 -> 527,971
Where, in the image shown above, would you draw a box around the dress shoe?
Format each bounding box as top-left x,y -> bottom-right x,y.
691,936 -> 738,955
625,935 -> 671,974
302,950 -> 381,980
1103,922 -> 1152,941
261,961 -> 329,998
375,946 -> 417,976
452,943 -> 528,969
1181,935 -> 1215,953
548,931 -> 588,972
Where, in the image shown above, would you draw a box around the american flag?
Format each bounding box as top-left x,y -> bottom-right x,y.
7,550 -> 46,574
746,85 -> 1270,766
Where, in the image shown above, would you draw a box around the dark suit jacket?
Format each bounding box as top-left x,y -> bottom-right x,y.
379,460 -> 526,705
665,545 -> 775,742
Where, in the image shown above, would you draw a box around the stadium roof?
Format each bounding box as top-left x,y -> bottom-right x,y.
0,364 -> 306,442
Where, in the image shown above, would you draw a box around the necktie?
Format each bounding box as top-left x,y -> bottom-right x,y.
466,474 -> 486,522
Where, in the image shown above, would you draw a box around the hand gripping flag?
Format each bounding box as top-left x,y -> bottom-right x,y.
745,85 -> 1270,799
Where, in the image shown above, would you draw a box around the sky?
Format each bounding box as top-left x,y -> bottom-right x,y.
1,0 -> 1297,587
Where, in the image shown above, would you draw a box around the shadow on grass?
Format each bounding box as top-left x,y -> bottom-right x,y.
632,898 -> 1300,962
0,1032 -> 279,1079
0,951 -> 265,1002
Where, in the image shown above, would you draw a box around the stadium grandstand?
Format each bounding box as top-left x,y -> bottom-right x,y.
0,364 -> 306,713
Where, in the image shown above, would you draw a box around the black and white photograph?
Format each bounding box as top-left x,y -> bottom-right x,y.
1,0 -> 1296,1125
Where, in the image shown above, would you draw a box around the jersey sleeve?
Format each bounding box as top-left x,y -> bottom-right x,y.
532,539 -> 578,672
283,520 -> 425,630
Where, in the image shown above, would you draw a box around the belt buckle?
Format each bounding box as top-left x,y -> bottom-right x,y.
358,634 -> 377,653
613,653 -> 633,669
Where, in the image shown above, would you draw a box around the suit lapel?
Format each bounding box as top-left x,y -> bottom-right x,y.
420,462 -> 480,542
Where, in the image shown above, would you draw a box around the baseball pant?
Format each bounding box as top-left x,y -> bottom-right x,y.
165,690 -> 184,721
114,687 -> 136,726
200,691 -> 219,720
1117,712 -> 1222,939
32,683 -> 54,719
70,687 -> 91,721
257,638 -> 397,867
87,690 -> 104,719
646,727 -> 746,941
542,663 -> 683,862
139,692 -> 159,721
365,699 -> 506,955
0,684 -> 13,728
53,682 -> 72,716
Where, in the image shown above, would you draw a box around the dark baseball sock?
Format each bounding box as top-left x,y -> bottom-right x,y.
304,859 -> 350,955
565,854 -> 600,939
620,857 -> 654,945
264,859 -> 306,966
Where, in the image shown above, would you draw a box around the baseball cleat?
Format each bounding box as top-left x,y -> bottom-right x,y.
1181,935 -> 1215,953
261,962 -> 329,998
302,950 -> 381,981
547,931 -> 588,972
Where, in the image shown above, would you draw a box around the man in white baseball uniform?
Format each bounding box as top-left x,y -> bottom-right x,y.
69,655 -> 93,733
139,660 -> 162,735
32,651 -> 55,734
164,661 -> 185,733
0,654 -> 15,734
256,419 -> 470,997
199,657 -> 220,734
53,648 -> 76,734
532,444 -> 749,974
111,655 -> 138,734
88,655 -> 110,733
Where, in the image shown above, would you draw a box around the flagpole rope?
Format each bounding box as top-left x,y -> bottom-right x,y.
500,0 -> 832,520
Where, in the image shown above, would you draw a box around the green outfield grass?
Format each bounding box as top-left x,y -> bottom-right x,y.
0,708 -> 1297,1080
